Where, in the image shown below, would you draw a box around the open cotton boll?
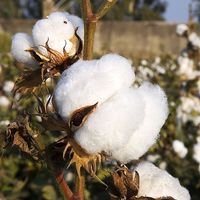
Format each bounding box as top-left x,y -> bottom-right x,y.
32,17 -> 74,56
176,24 -> 188,36
112,82 -> 168,163
172,140 -> 188,158
11,33 -> 38,67
193,143 -> 200,163
54,54 -> 135,120
74,87 -> 145,154
49,12 -> 84,40
135,162 -> 190,200
189,32 -> 200,48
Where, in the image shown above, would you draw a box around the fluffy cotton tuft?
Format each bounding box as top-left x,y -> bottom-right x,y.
74,88 -> 145,154
0,96 -> 10,107
111,82 -> 168,163
54,54 -> 135,120
135,162 -> 191,200
11,33 -> 38,67
3,80 -> 14,93
172,140 -> 188,158
54,54 -> 168,163
193,143 -> 200,163
189,32 -> 200,48
176,24 -> 188,36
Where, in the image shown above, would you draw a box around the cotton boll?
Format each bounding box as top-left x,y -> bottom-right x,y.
3,80 -> 14,93
11,33 -> 38,67
112,82 -> 168,163
32,17 -> 74,56
193,143 -> 200,163
74,87 -> 145,154
189,32 -> 200,48
172,140 -> 188,158
135,162 -> 191,200
0,96 -> 10,108
54,54 -> 135,120
176,24 -> 188,36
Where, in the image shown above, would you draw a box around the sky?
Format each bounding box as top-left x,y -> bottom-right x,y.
164,0 -> 192,22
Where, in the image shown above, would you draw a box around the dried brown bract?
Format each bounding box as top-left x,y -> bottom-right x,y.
36,95 -> 70,132
109,165 -> 175,200
4,117 -> 43,161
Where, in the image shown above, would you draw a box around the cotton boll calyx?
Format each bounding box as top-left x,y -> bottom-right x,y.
172,140 -> 188,158
11,33 -> 38,67
135,162 -> 191,200
112,82 -> 168,163
54,54 -> 135,121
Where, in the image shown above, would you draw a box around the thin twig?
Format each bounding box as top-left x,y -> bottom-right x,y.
96,0 -> 117,20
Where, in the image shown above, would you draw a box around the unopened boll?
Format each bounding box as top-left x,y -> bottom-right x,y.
54,54 -> 168,163
135,162 -> 190,200
11,12 -> 84,67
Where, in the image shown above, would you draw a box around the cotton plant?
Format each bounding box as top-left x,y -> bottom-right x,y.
3,1 -> 192,200
176,23 -> 200,80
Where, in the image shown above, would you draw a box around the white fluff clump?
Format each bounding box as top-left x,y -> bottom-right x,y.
189,32 -> 200,49
176,24 -> 188,36
135,162 -> 191,200
75,88 -> 145,154
3,80 -> 14,93
193,142 -> 200,164
0,96 -> 10,108
172,140 -> 188,158
112,82 -> 168,163
11,12 -> 84,66
54,54 -> 168,163
54,54 -> 135,120
11,33 -> 38,67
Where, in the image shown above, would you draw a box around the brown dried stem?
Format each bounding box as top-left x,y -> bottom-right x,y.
82,0 -> 117,60
96,0 -> 117,20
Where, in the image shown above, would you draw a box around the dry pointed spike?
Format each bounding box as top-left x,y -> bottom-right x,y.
69,102 -> 98,132
63,40 -> 68,56
25,48 -> 50,62
74,27 -> 83,57
63,143 -> 71,160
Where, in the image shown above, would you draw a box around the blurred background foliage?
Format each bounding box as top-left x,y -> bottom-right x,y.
0,1 -> 200,200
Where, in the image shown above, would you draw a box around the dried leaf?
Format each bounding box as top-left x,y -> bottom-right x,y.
5,117 -> 42,160
13,68 -> 43,96
69,102 -> 98,132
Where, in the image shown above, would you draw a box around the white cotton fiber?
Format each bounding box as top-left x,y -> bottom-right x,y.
74,87 -> 145,154
135,162 -> 190,200
176,24 -> 188,36
172,140 -> 188,158
48,12 -> 84,40
32,18 -> 74,55
111,82 -> 168,163
11,33 -> 38,67
54,54 -> 135,120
